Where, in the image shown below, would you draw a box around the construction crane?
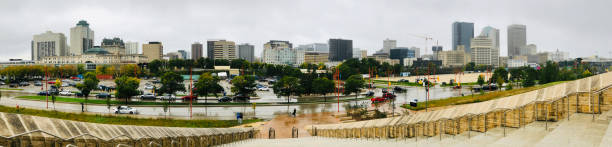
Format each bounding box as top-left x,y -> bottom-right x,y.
407,34 -> 434,56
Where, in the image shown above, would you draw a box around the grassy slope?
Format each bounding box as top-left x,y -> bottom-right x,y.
401,81 -> 565,110
0,105 -> 260,128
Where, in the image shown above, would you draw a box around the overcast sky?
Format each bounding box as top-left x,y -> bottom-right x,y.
1,0 -> 610,61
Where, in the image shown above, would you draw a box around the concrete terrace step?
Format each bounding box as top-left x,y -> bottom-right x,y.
598,118 -> 612,147
534,114 -> 609,147
489,121 -> 558,147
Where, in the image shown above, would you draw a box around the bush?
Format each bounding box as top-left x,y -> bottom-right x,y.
373,110 -> 387,119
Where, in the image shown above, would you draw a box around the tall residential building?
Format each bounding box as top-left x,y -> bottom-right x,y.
389,47 -> 416,66
263,40 -> 299,66
31,31 -> 67,60
69,20 -> 95,56
382,38 -> 397,54
238,43 -> 255,62
125,42 -> 139,55
143,42 -> 163,62
328,39 -> 353,61
508,24 -> 527,57
470,36 -> 499,67
452,22 -> 474,53
100,38 -> 125,55
191,42 -> 203,60
480,26 -> 500,49
207,40 -> 236,60
177,50 -> 188,59
295,43 -> 328,53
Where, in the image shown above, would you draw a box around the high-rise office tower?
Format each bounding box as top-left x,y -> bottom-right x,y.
69,20 -> 94,56
238,43 -> 255,62
508,24 -> 527,57
191,42 -> 203,60
207,40 -> 236,60
452,22 -> 474,53
143,42 -> 163,62
125,42 -> 139,55
31,31 -> 67,60
382,38 -> 397,54
389,47 -> 416,66
328,39 -> 353,61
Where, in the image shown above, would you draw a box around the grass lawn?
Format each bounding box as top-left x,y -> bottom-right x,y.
0,88 -> 24,91
0,105 -> 260,128
401,81 -> 565,110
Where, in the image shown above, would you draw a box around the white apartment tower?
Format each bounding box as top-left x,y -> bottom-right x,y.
470,36 -> 499,67
382,38 -> 397,54
69,20 -> 95,56
263,40 -> 301,66
32,31 -> 68,60
125,42 -> 139,55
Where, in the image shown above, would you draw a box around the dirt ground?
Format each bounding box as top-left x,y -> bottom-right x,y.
236,112 -> 341,139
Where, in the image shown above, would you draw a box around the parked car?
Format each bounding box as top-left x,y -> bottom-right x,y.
96,93 -> 111,98
75,92 -> 84,97
61,82 -> 69,87
0,81 -> 5,85
19,82 -> 30,86
382,93 -> 396,99
364,91 -> 375,97
181,95 -> 197,100
9,83 -> 18,88
144,85 -> 154,90
371,97 -> 386,103
140,93 -> 156,100
113,106 -> 139,114
34,81 -> 43,86
233,94 -> 250,101
257,86 -> 269,91
398,79 -> 409,83
393,86 -> 406,92
159,94 -> 176,100
37,91 -> 51,96
59,90 -> 73,96
218,96 -> 232,102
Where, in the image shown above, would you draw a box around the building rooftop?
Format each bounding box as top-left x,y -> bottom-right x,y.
84,47 -> 109,55
76,20 -> 89,27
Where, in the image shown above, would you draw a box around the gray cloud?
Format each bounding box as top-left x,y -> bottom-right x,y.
0,0 -> 610,61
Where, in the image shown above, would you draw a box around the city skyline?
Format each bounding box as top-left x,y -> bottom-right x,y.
0,0 -> 610,61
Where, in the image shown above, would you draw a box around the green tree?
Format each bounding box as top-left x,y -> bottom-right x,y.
313,77 -> 335,102
477,75 -> 485,87
491,67 -> 508,82
343,75 -> 365,100
496,76 -> 504,91
194,73 -> 223,103
77,64 -> 86,75
158,71 -> 186,95
231,75 -> 257,97
539,61 -> 560,84
273,76 -> 303,104
114,76 -> 141,104
582,69 -> 593,77
522,67 -> 537,87
148,59 -> 164,75
76,72 -> 99,111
